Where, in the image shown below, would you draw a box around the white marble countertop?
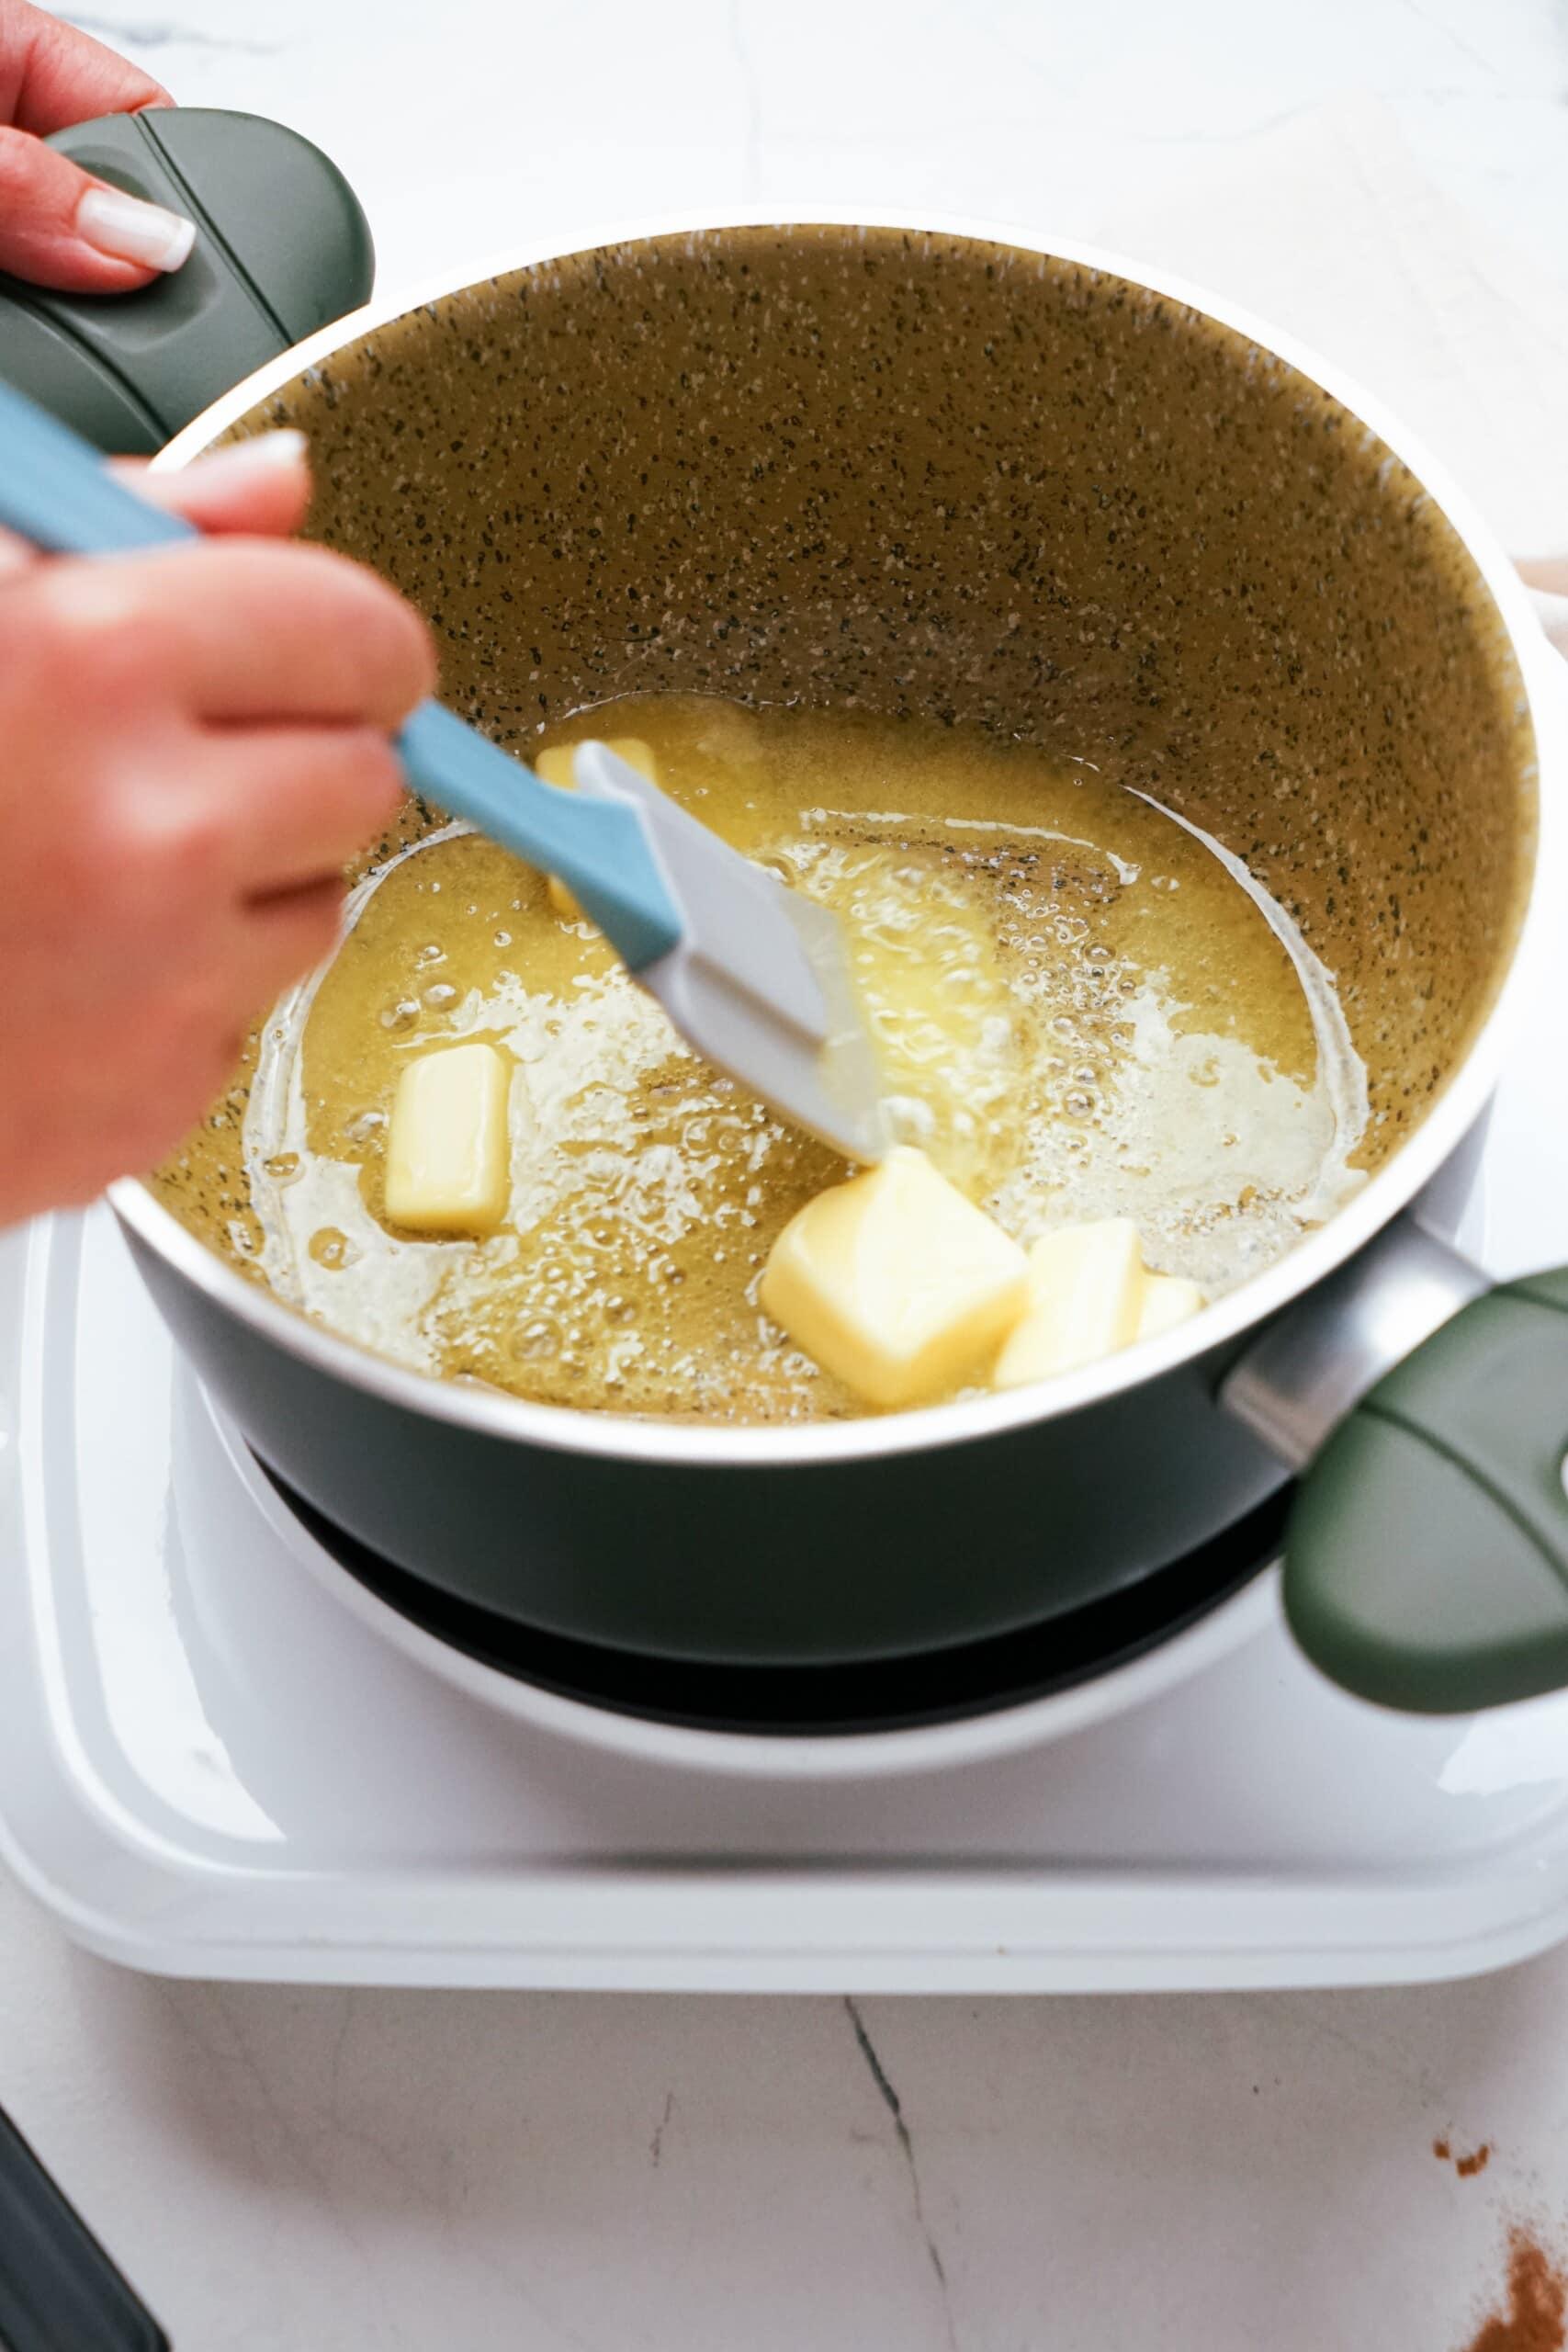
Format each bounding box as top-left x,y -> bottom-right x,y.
8,1 -> 1568,2344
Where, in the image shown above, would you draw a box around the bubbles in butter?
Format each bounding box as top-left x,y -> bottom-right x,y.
243,696 -> 1368,1421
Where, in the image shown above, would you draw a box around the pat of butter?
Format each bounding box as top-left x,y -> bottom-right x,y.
760,1144 -> 1027,1408
992,1223 -> 1207,1388
385,1042 -> 513,1235
1135,1272 -> 1205,1341
992,1218 -> 1146,1389
536,737 -> 659,921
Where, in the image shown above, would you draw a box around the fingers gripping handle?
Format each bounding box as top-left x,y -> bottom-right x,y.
1283,1267 -> 1568,1713
0,107 -> 373,452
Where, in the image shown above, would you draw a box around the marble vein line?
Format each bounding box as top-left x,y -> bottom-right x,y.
649,2089 -> 675,2169
843,1997 -> 957,2351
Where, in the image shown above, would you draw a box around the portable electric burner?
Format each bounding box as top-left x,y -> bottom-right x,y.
4,879 -> 1568,1994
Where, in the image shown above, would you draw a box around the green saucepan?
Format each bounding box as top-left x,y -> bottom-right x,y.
8,109 -> 1566,1717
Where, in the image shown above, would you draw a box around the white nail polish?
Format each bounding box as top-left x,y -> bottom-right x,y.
76,185 -> 197,273
193,430 -> 310,474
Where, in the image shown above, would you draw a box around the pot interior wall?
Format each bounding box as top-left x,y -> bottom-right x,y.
152,223 -> 1533,1270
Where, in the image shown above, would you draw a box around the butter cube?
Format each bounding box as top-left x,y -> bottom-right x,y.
536,737 -> 658,921
385,1042 -> 513,1234
1135,1272 -> 1205,1342
992,1218 -> 1146,1390
760,1145 -> 1027,1408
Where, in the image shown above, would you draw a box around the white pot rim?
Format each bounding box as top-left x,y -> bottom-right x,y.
110,205 -> 1567,1473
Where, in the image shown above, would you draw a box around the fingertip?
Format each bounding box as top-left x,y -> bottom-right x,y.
85,253 -> 161,293
244,875 -> 347,990
311,545 -> 439,723
0,130 -> 186,292
358,726 -> 410,821
398,601 -> 442,718
0,236 -> 159,296
17,12 -> 174,131
122,434 -> 314,538
75,183 -> 195,275
388,571 -> 440,711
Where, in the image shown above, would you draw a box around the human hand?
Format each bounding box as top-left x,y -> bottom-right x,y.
0,437 -> 436,1227
0,0 -> 195,288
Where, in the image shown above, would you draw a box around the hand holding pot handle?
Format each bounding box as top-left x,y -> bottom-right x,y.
0,104 -> 373,451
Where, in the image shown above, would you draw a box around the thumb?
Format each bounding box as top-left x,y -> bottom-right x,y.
0,124 -> 195,292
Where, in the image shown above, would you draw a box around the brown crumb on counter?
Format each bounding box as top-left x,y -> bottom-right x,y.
1461,2231 -> 1567,2352
1435,2136 -> 1493,2177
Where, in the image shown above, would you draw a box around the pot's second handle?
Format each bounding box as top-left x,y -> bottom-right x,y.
0,107 -> 373,452
1283,1267 -> 1568,1713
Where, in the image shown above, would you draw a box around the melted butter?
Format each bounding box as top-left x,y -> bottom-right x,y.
243,695 -> 1367,1420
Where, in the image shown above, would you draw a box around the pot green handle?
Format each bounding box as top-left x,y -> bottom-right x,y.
1281,1265 -> 1568,1713
0,108 -> 372,449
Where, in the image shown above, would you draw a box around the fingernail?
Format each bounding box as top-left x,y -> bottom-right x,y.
190,430 -> 310,476
76,184 -> 197,272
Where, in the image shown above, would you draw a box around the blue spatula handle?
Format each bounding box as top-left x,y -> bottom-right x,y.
393,702 -> 678,966
0,384 -> 682,967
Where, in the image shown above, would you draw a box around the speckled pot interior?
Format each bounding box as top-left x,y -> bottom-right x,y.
156,222 -> 1534,1261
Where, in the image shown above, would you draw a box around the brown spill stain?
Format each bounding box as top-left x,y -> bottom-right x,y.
1435,2137 -> 1494,2178
1461,2232 -> 1568,2352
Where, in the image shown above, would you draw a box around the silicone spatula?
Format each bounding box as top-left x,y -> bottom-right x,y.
0,381 -> 887,1164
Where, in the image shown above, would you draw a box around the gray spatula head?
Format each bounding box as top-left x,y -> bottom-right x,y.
571,743 -> 887,1163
